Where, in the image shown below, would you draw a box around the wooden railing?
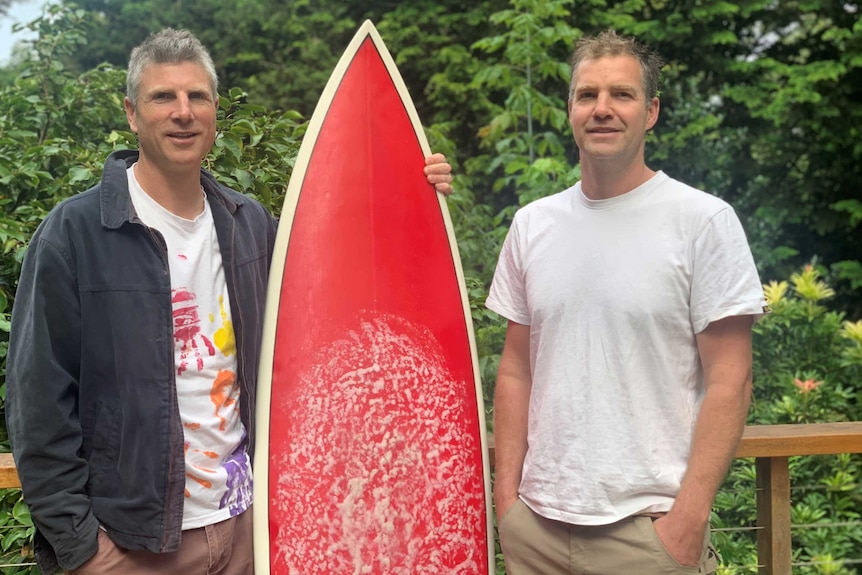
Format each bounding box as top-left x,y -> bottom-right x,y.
733,422 -> 862,575
0,453 -> 19,489
1,422 -> 861,574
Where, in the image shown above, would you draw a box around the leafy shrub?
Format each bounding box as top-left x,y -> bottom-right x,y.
752,266 -> 862,424
0,489 -> 34,574
714,265 -> 862,574
0,6 -> 304,571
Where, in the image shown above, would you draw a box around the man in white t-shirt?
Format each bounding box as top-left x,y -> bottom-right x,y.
487,29 -> 766,575
7,28 -> 453,575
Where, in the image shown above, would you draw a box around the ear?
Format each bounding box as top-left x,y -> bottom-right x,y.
124,97 -> 139,133
645,96 -> 660,131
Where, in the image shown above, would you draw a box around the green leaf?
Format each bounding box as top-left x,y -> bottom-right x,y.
11,500 -> 32,527
68,167 -> 92,184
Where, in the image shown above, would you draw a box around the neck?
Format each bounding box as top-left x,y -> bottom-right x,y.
579,158 -> 655,200
133,160 -> 205,219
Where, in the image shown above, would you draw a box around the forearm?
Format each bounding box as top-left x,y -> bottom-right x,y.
670,314 -> 754,527
670,370 -> 751,526
493,375 -> 531,506
492,321 -> 532,512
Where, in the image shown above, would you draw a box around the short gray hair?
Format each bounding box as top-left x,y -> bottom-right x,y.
126,28 -> 218,106
569,29 -> 664,106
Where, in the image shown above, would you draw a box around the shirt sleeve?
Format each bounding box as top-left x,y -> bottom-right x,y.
689,206 -> 767,333
486,215 -> 531,325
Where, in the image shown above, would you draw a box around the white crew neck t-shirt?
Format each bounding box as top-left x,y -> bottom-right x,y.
487,172 -> 766,524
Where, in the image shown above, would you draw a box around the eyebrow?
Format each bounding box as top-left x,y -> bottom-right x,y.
143,87 -> 212,97
575,83 -> 640,93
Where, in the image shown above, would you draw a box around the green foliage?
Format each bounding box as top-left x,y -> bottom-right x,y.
0,489 -> 36,574
208,87 -> 305,216
0,6 -> 305,569
752,265 -> 862,424
722,5 -> 862,314
470,0 -> 578,210
714,266 -> 862,574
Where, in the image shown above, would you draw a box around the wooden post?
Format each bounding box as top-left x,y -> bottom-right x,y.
755,456 -> 791,575
0,453 -> 20,489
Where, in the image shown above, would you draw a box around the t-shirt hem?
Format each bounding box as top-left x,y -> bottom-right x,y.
693,302 -> 768,334
485,298 -> 530,325
521,496 -> 674,526
181,500 -> 252,531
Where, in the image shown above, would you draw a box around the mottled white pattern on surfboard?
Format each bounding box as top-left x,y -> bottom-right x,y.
272,312 -> 484,574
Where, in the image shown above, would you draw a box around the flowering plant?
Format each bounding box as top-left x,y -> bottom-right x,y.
713,265 -> 862,574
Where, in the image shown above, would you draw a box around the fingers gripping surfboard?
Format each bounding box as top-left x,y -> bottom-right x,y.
253,20 -> 494,575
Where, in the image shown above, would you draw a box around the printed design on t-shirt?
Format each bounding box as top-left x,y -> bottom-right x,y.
172,289 -> 216,375
212,369 -> 237,432
221,440 -> 253,516
171,285 -> 251,516
184,440 -> 217,497
211,296 -> 236,357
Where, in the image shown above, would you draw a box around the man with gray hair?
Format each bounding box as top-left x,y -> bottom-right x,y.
488,29 -> 766,574
6,28 -> 453,574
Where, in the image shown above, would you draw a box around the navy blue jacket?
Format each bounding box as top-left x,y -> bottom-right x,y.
5,150 -> 276,572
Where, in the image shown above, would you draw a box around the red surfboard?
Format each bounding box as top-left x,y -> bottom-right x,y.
253,20 -> 493,575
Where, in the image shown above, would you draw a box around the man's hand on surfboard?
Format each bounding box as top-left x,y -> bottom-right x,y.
424,153 -> 454,196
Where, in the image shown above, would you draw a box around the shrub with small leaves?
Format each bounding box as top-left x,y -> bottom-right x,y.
714,265 -> 862,574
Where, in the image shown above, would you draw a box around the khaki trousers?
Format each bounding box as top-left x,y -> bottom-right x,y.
499,500 -> 718,575
67,507 -> 253,575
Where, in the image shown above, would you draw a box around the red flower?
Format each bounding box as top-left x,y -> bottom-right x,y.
793,378 -> 821,394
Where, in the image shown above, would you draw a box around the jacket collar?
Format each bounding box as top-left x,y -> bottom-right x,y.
100,149 -> 243,229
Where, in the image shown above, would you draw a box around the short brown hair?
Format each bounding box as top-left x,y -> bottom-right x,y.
569,29 -> 664,105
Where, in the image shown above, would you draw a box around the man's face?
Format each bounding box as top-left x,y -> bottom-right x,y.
568,55 -> 659,166
124,61 -> 217,177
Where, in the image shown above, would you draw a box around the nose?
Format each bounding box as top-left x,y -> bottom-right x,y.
592,93 -> 613,118
172,94 -> 194,121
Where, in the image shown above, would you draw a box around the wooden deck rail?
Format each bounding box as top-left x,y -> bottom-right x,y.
1,422 -> 861,574
733,422 -> 862,575
0,453 -> 19,489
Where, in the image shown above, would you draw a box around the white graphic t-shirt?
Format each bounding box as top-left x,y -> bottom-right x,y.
128,166 -> 253,529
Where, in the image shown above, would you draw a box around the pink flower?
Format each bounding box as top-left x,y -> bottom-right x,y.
793,378 -> 821,394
